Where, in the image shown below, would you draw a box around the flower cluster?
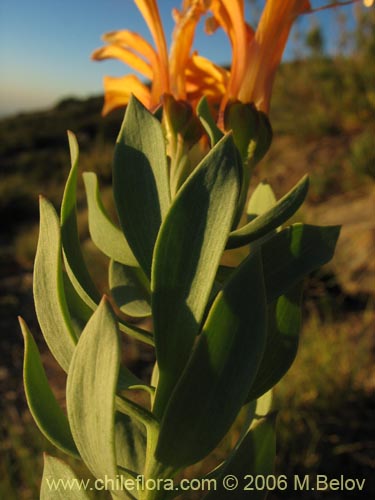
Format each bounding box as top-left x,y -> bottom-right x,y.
92,0 -> 367,118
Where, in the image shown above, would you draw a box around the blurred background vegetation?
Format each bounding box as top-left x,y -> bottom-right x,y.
0,7 -> 374,500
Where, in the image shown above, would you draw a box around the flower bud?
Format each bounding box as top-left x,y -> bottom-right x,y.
224,100 -> 272,168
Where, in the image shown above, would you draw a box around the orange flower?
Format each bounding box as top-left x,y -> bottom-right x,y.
92,0 -> 227,114
93,0 -> 361,116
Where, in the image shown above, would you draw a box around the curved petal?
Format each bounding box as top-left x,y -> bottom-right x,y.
134,0 -> 170,100
169,1 -> 208,99
102,30 -> 158,65
92,46 -> 153,79
186,53 -> 229,98
208,0 -> 250,102
101,75 -> 151,115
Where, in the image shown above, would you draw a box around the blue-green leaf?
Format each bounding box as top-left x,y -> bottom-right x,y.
155,250 -> 267,468
262,223 -> 340,303
62,271 -> 92,334
61,131 -> 100,308
20,318 -> 78,458
109,260 -> 151,318
113,96 -> 170,278
247,284 -> 303,402
41,454 -> 89,499
247,182 -> 277,217
152,134 -> 241,418
197,96 -> 224,147
115,413 -> 146,475
227,176 -> 309,249
83,172 -> 138,266
33,197 -> 77,372
66,298 -> 120,481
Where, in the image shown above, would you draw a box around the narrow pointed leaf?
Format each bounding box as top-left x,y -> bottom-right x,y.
156,250 -> 267,468
113,96 -> 170,278
197,96 -> 224,146
41,455 -> 90,500
109,260 -> 151,318
61,131 -> 100,307
247,284 -> 303,402
204,416 -> 276,500
34,197 -> 77,372
227,176 -> 309,249
262,223 -> 340,302
116,396 -> 159,432
83,172 -> 138,266
20,318 -> 78,458
247,182 -> 277,216
115,413 -> 146,475
66,298 -> 120,480
63,271 -> 92,333
152,134 -> 240,417
220,223 -> 340,304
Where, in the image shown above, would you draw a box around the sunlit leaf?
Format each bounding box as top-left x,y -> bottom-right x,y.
66,298 -> 119,481
33,197 -> 77,372
83,172 -> 138,266
227,176 -> 309,249
60,131 -> 99,308
113,96 -> 170,278
41,454 -> 89,499
109,260 -> 151,318
20,318 -> 78,458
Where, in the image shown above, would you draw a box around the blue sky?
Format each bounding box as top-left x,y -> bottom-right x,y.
0,0 -> 363,117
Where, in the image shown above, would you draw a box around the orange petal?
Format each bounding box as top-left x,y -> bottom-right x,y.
92,46 -> 153,79
101,75 -> 151,115
101,30 -> 158,66
208,0 -> 250,101
238,0 -> 311,112
133,0 -> 170,95
169,1 -> 208,99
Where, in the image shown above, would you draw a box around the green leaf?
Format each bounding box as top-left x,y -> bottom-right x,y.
115,413 -> 146,475
109,260 -> 151,318
262,223 -> 340,303
61,131 -> 100,308
204,416 -> 276,500
63,271 -> 93,333
247,182 -> 277,216
60,133 -> 154,347
66,297 -> 120,481
227,176 -> 309,249
116,396 -> 159,432
83,172 -> 138,266
19,318 -> 79,458
41,454 -> 90,500
155,250 -> 267,468
113,96 -> 170,278
197,96 -> 224,146
152,134 -> 241,418
33,197 -> 77,372
247,284 -> 303,402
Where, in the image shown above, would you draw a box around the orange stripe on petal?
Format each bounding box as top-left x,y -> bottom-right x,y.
133,0 -> 170,94
170,1 -> 208,99
102,75 -> 151,115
